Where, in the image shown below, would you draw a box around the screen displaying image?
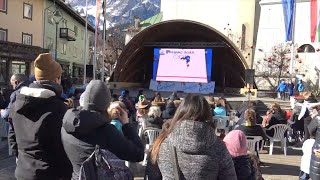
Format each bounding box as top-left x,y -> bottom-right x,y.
153,48 -> 212,83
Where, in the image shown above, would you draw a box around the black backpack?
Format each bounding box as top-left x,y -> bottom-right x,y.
79,145 -> 133,180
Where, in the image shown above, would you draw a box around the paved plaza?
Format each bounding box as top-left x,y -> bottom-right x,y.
0,138 -> 303,180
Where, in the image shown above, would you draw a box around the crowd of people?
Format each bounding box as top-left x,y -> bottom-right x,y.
277,79 -> 305,101
0,53 -> 320,180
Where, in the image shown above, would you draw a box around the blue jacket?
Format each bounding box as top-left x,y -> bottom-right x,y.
297,82 -> 305,92
277,82 -> 287,93
214,106 -> 227,116
110,119 -> 123,134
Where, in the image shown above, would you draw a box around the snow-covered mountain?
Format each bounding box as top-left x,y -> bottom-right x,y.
66,0 -> 160,28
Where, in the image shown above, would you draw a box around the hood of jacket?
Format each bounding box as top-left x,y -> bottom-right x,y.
14,81 -> 63,121
62,108 -> 109,135
82,80 -> 111,113
167,120 -> 217,154
15,80 -> 31,91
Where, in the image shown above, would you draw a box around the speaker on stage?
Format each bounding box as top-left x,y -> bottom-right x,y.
245,69 -> 255,84
86,65 -> 93,78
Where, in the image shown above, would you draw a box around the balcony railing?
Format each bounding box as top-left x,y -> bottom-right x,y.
60,28 -> 76,41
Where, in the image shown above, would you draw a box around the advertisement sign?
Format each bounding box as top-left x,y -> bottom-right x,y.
149,80 -> 215,94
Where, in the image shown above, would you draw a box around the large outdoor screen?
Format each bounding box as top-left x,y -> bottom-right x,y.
153,48 -> 212,83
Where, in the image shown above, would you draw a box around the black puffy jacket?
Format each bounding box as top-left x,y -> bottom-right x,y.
61,108 -> 144,180
9,81 -> 72,180
308,115 -> 320,179
232,155 -> 255,180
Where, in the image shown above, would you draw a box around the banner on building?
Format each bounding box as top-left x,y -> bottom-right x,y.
149,80 -> 215,94
282,0 -> 295,42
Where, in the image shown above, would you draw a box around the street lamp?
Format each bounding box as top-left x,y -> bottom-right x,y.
52,9 -> 63,60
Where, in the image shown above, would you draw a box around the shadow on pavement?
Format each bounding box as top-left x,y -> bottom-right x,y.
261,162 -> 300,176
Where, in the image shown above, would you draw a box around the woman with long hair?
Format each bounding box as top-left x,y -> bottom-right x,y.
151,94 -> 237,180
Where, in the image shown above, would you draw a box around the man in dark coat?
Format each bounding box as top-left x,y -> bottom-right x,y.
9,53 -> 72,180
1,74 -> 30,120
61,80 -> 144,179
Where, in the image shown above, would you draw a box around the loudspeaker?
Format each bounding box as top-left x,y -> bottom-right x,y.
245,69 -> 255,84
86,65 -> 93,78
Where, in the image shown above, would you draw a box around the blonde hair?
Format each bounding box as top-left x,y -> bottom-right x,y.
244,109 -> 256,125
107,101 -> 127,120
148,106 -> 162,118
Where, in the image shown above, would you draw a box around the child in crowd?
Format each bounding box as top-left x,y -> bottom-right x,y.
223,130 -> 258,180
107,101 -> 128,134
214,98 -> 227,116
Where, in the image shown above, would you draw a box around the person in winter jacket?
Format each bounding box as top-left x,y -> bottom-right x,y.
147,106 -> 164,129
61,80 -> 144,180
277,80 -> 287,101
151,94 -> 237,180
223,130 -> 256,180
265,103 -> 287,137
0,74 -> 30,140
1,74 -> 30,120
237,101 -> 263,125
287,80 -> 295,97
8,53 -> 72,180
119,90 -> 136,120
107,101 -> 128,134
308,114 -> 320,180
162,100 -> 176,120
297,80 -> 305,94
214,99 -> 227,116
236,109 -> 267,140
298,93 -> 320,141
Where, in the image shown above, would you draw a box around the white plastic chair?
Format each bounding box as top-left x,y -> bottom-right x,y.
264,124 -> 290,156
142,128 -> 161,166
246,136 -> 263,157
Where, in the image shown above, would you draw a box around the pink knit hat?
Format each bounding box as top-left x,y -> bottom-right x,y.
223,130 -> 248,157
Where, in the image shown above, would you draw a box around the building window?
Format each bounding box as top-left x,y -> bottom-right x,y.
47,10 -> 54,25
0,0 -> 7,13
297,44 -> 315,53
46,37 -> 54,50
12,61 -> 27,75
0,28 -> 7,41
61,43 -> 67,54
62,19 -> 67,28
23,3 -> 32,20
22,33 -> 32,45
74,26 -> 78,37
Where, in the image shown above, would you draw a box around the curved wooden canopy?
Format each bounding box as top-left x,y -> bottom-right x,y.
111,20 -> 248,88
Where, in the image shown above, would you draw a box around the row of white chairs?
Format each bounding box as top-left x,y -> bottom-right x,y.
139,123 -> 291,166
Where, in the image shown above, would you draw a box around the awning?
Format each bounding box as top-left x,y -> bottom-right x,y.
0,41 -> 48,62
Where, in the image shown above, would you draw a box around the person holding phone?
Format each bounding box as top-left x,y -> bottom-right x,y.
61,80 -> 144,180
107,101 -> 128,134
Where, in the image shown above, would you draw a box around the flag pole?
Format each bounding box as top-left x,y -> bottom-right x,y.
289,0 -> 296,81
83,0 -> 88,85
93,24 -> 98,80
102,0 -> 106,82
